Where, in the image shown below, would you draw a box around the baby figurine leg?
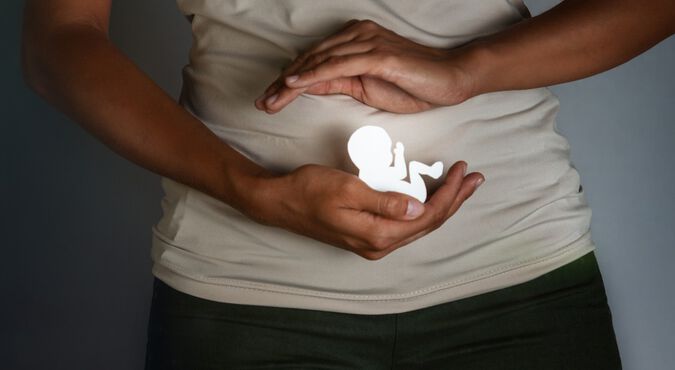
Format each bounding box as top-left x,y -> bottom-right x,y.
407,161 -> 444,202
409,161 -> 443,182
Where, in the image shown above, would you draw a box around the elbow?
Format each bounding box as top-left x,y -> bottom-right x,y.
21,21 -> 111,102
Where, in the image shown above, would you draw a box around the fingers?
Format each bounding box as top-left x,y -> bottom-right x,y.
446,172 -> 484,218
254,56 -> 309,111
286,53 -> 386,89
256,20 -> 403,113
350,183 -> 426,221
425,161 -> 484,224
425,160 -> 467,211
298,41 -> 378,70
398,160 -> 468,233
257,84 -> 307,113
289,19 -> 391,73
255,18 -> 454,114
321,160 -> 483,260
257,51 -> 380,113
262,53 -> 386,112
364,161 -> 483,256
254,19 -> 363,112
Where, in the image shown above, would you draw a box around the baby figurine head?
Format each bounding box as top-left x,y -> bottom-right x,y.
348,125 -> 393,171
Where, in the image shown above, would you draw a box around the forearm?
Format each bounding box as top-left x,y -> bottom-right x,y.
22,23 -> 272,214
461,0 -> 675,95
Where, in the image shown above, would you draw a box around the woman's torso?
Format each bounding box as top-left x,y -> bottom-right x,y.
150,0 -> 595,314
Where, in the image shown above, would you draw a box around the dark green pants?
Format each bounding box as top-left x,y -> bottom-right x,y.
145,252 -> 622,369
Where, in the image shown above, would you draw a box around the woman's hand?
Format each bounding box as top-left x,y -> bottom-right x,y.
248,161 -> 484,260
254,19 -> 476,114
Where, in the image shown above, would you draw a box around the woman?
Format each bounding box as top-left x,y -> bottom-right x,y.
21,0 -> 674,368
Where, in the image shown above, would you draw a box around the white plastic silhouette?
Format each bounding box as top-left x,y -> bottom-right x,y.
347,125 -> 443,203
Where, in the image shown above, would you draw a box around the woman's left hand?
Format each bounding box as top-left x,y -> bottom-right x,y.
254,19 -> 477,114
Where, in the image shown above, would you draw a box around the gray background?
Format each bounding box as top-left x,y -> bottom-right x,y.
2,0 -> 673,369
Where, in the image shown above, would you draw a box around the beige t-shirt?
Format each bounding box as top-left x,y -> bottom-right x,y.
151,0 -> 595,314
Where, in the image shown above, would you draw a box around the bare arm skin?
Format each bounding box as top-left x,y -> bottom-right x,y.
468,0 -> 675,97
21,0 -> 267,213
21,0 -> 484,260
257,0 -> 675,113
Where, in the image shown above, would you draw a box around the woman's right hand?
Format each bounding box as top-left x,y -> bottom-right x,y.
247,161 -> 484,260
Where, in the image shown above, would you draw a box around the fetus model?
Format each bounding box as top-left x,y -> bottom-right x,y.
347,125 -> 443,203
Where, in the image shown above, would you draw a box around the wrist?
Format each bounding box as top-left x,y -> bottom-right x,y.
238,171 -> 286,227
220,165 -> 275,220
433,41 -> 492,105
446,40 -> 498,99
197,144 -> 277,222
216,161 -> 286,227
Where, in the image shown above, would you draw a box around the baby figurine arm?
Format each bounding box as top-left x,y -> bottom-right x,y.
391,142 -> 407,180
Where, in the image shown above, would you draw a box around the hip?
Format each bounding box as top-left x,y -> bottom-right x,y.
145,251 -> 622,369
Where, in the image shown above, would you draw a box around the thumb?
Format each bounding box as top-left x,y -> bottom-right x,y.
361,189 -> 426,220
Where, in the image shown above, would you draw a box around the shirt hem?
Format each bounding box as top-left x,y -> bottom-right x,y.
150,230 -> 596,315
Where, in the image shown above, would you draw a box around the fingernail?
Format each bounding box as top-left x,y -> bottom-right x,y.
265,94 -> 278,105
406,200 -> 425,218
286,75 -> 299,84
476,177 -> 485,188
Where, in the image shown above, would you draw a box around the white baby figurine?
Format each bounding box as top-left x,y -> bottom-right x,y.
347,125 -> 443,203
